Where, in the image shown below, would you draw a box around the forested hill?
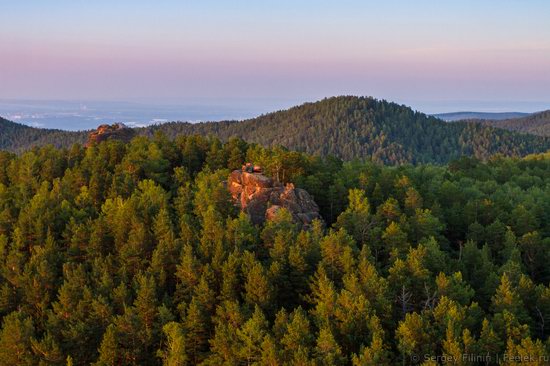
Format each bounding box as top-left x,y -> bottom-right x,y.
0,116 -> 87,152
143,97 -> 549,164
468,110 -> 550,137
2,97 -> 550,164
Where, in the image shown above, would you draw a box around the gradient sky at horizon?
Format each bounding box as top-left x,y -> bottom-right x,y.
1,0 -> 550,113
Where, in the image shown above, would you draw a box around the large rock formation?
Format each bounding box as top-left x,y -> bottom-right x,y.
228,167 -> 323,228
86,123 -> 135,147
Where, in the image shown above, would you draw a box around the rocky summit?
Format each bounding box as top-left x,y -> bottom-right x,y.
86,123 -> 135,147
228,166 -> 323,228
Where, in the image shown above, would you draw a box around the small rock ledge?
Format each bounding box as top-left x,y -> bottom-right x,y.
86,123 -> 135,147
228,165 -> 323,228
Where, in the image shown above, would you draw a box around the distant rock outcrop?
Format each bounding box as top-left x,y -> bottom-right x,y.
228,165 -> 323,228
86,123 -> 134,147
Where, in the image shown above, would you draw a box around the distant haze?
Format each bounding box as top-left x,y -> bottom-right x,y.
432,111 -> 531,122
1,0 -> 550,130
0,99 -> 285,131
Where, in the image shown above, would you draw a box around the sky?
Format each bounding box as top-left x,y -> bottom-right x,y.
1,0 -> 550,114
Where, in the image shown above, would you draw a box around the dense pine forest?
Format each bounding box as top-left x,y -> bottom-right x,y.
0,117 -> 87,153
2,97 -> 550,164
0,133 -> 549,365
471,110 -> 550,137
143,97 -> 550,164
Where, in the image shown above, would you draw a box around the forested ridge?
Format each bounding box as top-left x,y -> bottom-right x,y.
0,134 -> 549,365
143,97 -> 550,164
468,110 -> 550,137
2,96 -> 549,164
0,117 -> 88,152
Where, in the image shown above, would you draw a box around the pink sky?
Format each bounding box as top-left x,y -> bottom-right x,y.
1,1 -> 549,111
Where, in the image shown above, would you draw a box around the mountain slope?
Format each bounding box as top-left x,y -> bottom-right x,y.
2,97 -> 549,164
472,110 -> 550,137
0,116 -> 87,152
142,96 -> 550,164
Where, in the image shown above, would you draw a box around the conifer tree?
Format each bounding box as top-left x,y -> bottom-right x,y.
0,311 -> 37,366
315,327 -> 346,366
243,262 -> 274,314
237,306 -> 269,365
94,325 -> 120,366
158,322 -> 188,366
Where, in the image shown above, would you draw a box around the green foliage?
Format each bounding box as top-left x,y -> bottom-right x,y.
0,133 -> 548,365
2,97 -> 550,164
158,322 -> 187,366
0,311 -> 37,366
475,110 -> 550,137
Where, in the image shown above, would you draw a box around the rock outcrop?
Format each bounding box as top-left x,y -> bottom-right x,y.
86,123 -> 135,147
228,166 -> 323,228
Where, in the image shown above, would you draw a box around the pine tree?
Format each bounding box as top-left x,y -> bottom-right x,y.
259,335 -> 281,366
396,312 -> 434,364
175,243 -> 201,304
198,206 -> 226,264
504,337 -> 548,366
491,273 -> 530,326
237,306 -> 269,365
30,332 -> 65,365
94,325 -> 121,366
510,204 -> 538,236
315,327 -> 346,366
382,221 -> 409,262
243,262 -> 274,314
183,298 -> 210,365
308,267 -> 338,330
404,187 -> 423,216
335,189 -> 371,246
280,307 -> 314,363
21,231 -> 62,320
518,231 -> 548,281
319,229 -> 356,284
351,316 -> 390,366
476,318 -> 503,361
219,252 -> 242,302
133,274 -> 159,359
435,272 -> 474,306
0,311 -> 37,366
149,207 -> 179,292
205,300 -> 244,365
158,322 -> 188,366
388,245 -> 431,314
226,212 -> 258,252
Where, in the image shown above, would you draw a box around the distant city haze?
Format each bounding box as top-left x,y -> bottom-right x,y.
1,1 -> 549,130
0,99 -> 288,131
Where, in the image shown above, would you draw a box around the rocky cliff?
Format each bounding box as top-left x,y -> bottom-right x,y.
86,123 -> 135,147
228,167 -> 323,228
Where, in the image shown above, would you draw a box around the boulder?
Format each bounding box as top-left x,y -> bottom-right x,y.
242,172 -> 273,188
86,123 -> 135,147
228,166 -> 323,228
246,199 -> 269,225
229,170 -> 243,185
